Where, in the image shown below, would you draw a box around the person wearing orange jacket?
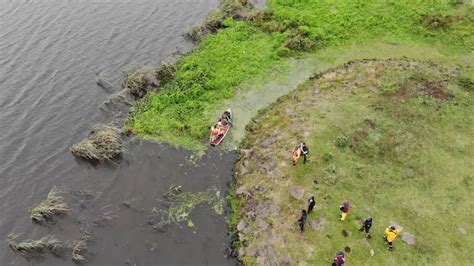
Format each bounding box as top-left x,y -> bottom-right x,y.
384,225 -> 400,251
292,146 -> 301,165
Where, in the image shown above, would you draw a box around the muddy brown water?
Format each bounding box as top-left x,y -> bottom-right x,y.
0,0 -> 240,265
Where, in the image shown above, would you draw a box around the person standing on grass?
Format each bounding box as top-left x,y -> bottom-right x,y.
292,146 -> 301,165
359,216 -> 373,239
307,195 -> 316,214
298,209 -> 308,232
299,142 -> 309,164
339,200 -> 350,221
384,225 -> 400,251
332,251 -> 345,266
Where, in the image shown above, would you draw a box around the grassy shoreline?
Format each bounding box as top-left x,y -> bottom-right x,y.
125,0 -> 473,152
232,58 -> 473,264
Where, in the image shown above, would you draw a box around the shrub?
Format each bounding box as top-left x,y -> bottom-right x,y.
322,153 -> 334,162
156,62 -> 177,86
123,68 -> 153,98
422,13 -> 453,30
457,75 -> 473,91
283,28 -> 316,51
326,164 -> 337,173
335,136 -> 349,148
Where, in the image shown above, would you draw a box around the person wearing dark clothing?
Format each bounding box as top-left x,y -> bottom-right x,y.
332,252 -> 345,266
307,196 -> 316,214
359,216 -> 373,238
299,142 -> 309,164
298,209 -> 308,232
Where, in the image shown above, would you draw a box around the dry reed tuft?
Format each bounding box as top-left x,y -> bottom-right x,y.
70,126 -> 126,162
123,67 -> 155,98
70,229 -> 93,264
28,186 -> 69,225
8,234 -> 65,259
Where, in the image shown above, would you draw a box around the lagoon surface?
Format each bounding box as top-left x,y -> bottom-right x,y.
0,0 -> 239,265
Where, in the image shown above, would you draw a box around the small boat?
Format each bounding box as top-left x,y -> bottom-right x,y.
209,109 -> 232,146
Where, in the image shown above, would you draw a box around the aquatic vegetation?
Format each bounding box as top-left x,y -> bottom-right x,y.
148,187 -> 224,230
127,0 -> 473,151
70,126 -> 126,161
123,67 -> 155,98
28,186 -> 69,225
185,0 -> 257,41
8,234 -> 65,259
70,229 -> 93,264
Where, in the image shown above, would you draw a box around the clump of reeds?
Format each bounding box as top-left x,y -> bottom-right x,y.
70,229 -> 93,264
155,62 -> 177,86
186,0 -> 258,41
8,234 -> 65,259
28,186 -> 69,225
70,126 -> 126,162
123,67 -> 154,98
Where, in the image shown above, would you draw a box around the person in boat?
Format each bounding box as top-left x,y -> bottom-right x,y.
359,216 -> 373,239
339,200 -> 350,221
299,142 -> 309,164
220,111 -> 232,126
210,123 -> 221,141
292,146 -> 301,165
298,209 -> 308,232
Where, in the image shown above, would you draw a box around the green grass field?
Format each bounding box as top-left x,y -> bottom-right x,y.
233,59 -> 473,265
126,0 -> 473,152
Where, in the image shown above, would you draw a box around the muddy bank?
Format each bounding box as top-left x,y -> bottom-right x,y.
231,58 -> 471,264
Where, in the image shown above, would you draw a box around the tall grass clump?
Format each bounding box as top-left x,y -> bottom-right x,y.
70,229 -> 93,264
28,186 -> 69,225
186,0 -> 258,41
8,235 -> 65,259
70,126 -> 126,162
124,67 -> 155,98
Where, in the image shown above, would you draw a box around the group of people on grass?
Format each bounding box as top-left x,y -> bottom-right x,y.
292,142 -> 401,265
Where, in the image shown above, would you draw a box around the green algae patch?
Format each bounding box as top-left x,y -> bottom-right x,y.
233,59 -> 473,264
148,187 -> 224,230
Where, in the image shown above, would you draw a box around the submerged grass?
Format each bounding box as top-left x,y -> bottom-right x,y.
127,0 -> 473,151
28,186 -> 69,225
8,235 -> 65,259
70,229 -> 93,264
70,126 -> 126,161
148,187 -> 224,230
234,59 -> 473,264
